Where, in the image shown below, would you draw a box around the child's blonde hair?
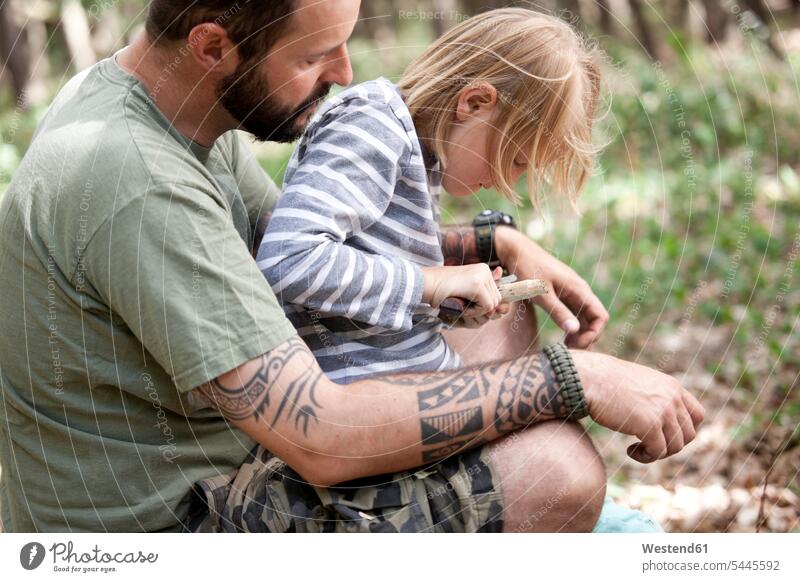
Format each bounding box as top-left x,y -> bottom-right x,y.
398,8 -> 601,205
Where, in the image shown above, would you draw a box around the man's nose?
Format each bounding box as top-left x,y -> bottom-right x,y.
323,45 -> 353,87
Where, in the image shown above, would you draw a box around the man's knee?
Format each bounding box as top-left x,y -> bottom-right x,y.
489,421 -> 606,532
551,423 -> 606,531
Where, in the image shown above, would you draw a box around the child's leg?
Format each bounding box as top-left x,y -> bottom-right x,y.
442,299 -> 539,366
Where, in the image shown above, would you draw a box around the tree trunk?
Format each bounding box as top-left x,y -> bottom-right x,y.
356,0 -> 383,38
61,0 -> 97,72
741,0 -> 785,60
701,0 -> 729,44
666,0 -> 690,31
0,0 -> 32,106
559,0 -> 583,28
741,0 -> 772,25
461,0 -> 491,16
432,0 -> 460,36
22,15 -> 50,106
628,0 -> 659,60
596,0 -> 614,36
91,4 -> 124,57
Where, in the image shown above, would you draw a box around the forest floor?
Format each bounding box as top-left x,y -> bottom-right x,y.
590,322 -> 799,533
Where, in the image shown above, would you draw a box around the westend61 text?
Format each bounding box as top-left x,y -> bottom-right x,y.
642,543 -> 708,554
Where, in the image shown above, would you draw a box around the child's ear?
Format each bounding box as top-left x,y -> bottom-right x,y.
455,83 -> 498,121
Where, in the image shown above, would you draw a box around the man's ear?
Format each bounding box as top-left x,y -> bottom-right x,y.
455,82 -> 498,122
187,23 -> 239,77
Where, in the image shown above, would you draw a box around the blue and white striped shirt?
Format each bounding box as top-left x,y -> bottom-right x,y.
257,78 -> 461,384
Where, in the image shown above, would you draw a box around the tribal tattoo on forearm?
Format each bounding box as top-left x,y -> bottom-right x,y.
416,353 -> 565,463
489,355 -> 567,432
196,336 -> 324,437
440,226 -> 482,266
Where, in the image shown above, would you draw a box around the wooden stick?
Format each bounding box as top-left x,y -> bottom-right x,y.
498,279 -> 548,303
438,278 -> 548,324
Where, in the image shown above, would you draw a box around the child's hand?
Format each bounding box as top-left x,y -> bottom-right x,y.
452,302 -> 512,328
422,264 -> 504,316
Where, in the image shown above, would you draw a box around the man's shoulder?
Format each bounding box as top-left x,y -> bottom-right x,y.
31,57 -> 216,186
3,59 -> 233,263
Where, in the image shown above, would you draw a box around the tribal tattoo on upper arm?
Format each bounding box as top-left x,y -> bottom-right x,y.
195,336 -> 325,437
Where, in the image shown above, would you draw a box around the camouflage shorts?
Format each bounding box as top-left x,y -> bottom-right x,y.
183,443 -> 505,533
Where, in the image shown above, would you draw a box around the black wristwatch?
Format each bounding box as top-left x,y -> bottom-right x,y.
472,210 -> 516,267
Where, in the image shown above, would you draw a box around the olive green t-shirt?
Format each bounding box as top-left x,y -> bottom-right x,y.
0,53 -> 297,532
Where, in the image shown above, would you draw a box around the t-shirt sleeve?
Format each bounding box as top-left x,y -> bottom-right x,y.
80,183 -> 297,393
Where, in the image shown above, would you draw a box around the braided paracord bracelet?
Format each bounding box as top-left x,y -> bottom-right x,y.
542,343 -> 589,421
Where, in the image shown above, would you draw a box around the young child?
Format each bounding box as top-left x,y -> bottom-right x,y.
257,8 -> 600,385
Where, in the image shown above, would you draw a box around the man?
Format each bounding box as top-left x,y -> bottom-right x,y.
0,0 -> 703,533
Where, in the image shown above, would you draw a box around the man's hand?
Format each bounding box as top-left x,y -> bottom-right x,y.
495,226 -> 609,349
572,350 -> 705,463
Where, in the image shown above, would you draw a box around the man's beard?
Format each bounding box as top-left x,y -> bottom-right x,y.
218,62 -> 331,143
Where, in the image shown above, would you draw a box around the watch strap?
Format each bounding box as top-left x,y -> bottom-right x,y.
474,223 -> 496,265
472,211 -> 516,266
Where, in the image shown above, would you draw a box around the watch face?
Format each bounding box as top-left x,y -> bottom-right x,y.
473,210 -> 516,228
475,210 -> 499,224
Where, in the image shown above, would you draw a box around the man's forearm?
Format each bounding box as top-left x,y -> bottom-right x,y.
371,353 -> 568,465
197,336 -> 570,485
440,224 -> 521,270
440,225 -> 482,266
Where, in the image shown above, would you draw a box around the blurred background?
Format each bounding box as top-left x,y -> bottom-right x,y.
0,0 -> 798,532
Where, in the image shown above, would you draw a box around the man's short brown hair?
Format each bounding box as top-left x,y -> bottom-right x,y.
145,0 -> 296,62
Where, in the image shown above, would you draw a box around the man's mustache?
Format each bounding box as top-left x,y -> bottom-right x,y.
288,83 -> 332,119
